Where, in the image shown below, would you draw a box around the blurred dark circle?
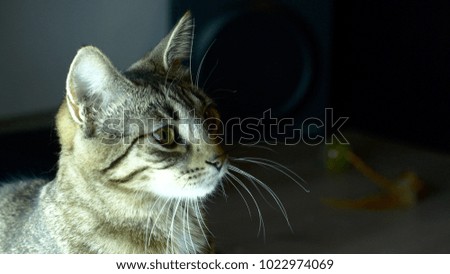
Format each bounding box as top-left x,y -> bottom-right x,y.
195,5 -> 317,122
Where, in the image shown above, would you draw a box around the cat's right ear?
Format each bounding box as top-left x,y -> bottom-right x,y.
65,46 -> 130,125
127,11 -> 194,73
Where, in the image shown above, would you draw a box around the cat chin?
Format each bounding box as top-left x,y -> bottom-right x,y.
147,178 -> 219,199
142,168 -> 223,199
151,183 -> 218,199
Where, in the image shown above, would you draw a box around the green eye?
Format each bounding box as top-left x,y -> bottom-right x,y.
152,126 -> 176,147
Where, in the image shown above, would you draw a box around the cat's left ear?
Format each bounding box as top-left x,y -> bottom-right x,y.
128,11 -> 193,72
65,46 -> 131,126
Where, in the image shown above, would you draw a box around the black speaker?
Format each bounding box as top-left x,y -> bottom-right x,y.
171,0 -> 333,141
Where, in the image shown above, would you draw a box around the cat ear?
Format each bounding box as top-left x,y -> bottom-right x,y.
66,46 -> 129,125
161,11 -> 193,69
128,11 -> 193,72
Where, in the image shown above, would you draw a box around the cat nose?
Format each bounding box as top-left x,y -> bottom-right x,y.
205,155 -> 226,171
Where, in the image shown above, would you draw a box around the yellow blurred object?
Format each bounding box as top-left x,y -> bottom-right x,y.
324,144 -> 425,210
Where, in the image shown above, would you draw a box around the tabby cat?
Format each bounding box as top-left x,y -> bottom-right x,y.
0,11 -> 308,253
0,12 -> 227,253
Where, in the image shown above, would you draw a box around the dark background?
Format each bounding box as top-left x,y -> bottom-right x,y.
171,0 -> 450,151
2,0 -> 450,179
332,0 -> 450,152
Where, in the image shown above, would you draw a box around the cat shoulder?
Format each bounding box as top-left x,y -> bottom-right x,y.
0,179 -> 49,209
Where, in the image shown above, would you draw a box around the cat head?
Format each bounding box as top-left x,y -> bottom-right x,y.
57,12 -> 227,199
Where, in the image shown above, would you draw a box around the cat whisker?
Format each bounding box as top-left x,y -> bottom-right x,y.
196,198 -> 215,238
236,143 -> 277,153
230,168 -> 272,211
148,197 -> 172,253
179,199 -> 192,253
162,198 -> 175,254
230,157 -> 310,193
195,40 -> 216,89
185,199 -> 196,253
167,199 -> 178,253
168,198 -> 183,254
144,196 -> 162,252
181,199 -> 187,252
226,171 -> 266,239
193,199 -> 211,249
219,180 -> 228,200
224,176 -> 252,219
202,60 -> 219,91
228,166 -> 275,209
228,165 -> 293,233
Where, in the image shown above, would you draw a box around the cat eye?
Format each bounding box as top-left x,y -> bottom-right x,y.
152,126 -> 176,147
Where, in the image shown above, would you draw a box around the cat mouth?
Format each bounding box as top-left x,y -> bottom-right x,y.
182,176 -> 222,198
